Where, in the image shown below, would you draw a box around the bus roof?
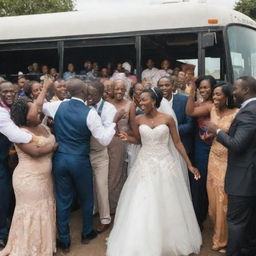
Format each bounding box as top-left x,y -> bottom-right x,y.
0,2 -> 255,42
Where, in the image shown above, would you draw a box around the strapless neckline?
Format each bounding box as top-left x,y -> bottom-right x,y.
139,124 -> 168,130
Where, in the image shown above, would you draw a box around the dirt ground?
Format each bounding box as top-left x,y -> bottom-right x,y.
56,210 -> 221,256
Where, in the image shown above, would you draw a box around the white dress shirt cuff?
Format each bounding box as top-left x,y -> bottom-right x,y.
216,128 -> 221,135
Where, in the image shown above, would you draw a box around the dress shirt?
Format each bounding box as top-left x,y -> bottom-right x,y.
141,68 -> 160,87
42,97 -> 116,146
0,107 -> 32,143
158,69 -> 173,78
167,95 -> 174,108
94,99 -> 117,127
63,72 -> 76,80
241,97 -> 256,109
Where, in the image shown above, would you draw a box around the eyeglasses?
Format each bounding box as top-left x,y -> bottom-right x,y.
1,90 -> 15,94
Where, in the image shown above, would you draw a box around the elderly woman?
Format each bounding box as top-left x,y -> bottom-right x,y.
23,80 -> 42,100
108,79 -> 136,213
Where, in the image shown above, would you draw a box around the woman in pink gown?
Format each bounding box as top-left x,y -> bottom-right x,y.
0,97 -> 57,256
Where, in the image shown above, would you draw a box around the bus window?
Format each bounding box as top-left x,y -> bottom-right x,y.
0,42 -> 58,82
204,32 -> 225,80
63,37 -> 136,78
228,25 -> 256,80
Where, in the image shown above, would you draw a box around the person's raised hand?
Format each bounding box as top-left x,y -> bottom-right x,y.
43,75 -> 54,90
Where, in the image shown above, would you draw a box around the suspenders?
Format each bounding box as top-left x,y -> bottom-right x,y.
97,100 -> 105,117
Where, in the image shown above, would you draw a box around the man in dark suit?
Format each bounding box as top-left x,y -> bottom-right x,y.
157,76 -> 194,155
207,76 -> 256,256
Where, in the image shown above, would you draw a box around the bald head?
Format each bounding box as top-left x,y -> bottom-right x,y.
0,81 -> 15,106
65,78 -> 87,100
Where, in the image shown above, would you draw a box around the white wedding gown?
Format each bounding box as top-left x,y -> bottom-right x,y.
107,124 -> 202,256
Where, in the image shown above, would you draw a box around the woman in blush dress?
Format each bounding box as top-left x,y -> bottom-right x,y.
206,83 -> 239,253
107,88 -> 202,256
108,79 -> 136,213
0,97 -> 57,256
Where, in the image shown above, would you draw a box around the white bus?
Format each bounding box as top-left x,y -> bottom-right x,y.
0,2 -> 255,82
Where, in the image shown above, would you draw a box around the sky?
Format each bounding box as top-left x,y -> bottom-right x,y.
76,0 -> 237,10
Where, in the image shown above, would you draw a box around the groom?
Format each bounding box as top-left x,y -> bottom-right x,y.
207,76 -> 256,256
40,78 -> 121,253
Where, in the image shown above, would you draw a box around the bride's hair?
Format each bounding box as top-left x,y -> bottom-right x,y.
11,96 -> 33,127
143,87 -> 163,108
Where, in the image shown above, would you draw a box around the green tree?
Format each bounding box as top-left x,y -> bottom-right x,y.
234,0 -> 256,20
0,0 -> 75,17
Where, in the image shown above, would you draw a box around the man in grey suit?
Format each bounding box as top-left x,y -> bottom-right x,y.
207,76 -> 256,256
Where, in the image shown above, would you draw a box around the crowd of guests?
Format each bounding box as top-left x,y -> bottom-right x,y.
0,57 -> 255,256
11,58 -> 195,96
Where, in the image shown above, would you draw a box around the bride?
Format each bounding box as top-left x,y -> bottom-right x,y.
106,87 -> 202,256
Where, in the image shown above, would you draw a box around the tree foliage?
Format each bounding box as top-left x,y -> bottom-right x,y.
0,0 -> 75,17
234,0 -> 256,20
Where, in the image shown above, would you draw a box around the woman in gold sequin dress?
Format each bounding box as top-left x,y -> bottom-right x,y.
207,83 -> 239,253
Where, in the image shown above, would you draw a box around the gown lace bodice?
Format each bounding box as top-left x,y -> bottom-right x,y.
140,124 -> 169,148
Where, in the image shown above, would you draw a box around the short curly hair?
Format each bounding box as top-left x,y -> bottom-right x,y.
11,96 -> 33,127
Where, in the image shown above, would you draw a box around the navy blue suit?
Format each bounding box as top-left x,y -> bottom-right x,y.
172,94 -> 194,155
0,133 -> 11,240
53,99 -> 93,245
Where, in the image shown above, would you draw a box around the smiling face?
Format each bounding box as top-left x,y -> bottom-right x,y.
87,86 -> 102,106
213,86 -> 227,109
232,79 -> 247,105
199,79 -> 212,101
54,80 -> 67,101
103,80 -> 114,101
0,82 -> 15,106
30,82 -> 42,100
140,92 -> 155,114
157,77 -> 173,101
113,80 -> 126,101
134,83 -> 144,100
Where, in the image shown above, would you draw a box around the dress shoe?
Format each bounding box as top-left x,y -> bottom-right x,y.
0,238 -> 7,249
56,239 -> 70,254
96,223 -> 110,233
81,230 -> 98,244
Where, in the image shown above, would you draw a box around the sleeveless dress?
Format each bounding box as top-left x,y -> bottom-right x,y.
207,107 -> 238,249
108,101 -> 131,213
107,124 -> 202,256
0,126 -> 56,256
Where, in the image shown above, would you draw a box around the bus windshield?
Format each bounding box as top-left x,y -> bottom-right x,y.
227,25 -> 256,80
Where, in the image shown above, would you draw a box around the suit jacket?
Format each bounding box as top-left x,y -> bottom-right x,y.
217,100 -> 256,196
172,94 -> 194,154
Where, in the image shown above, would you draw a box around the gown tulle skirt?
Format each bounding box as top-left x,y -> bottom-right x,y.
106,124 -> 202,256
